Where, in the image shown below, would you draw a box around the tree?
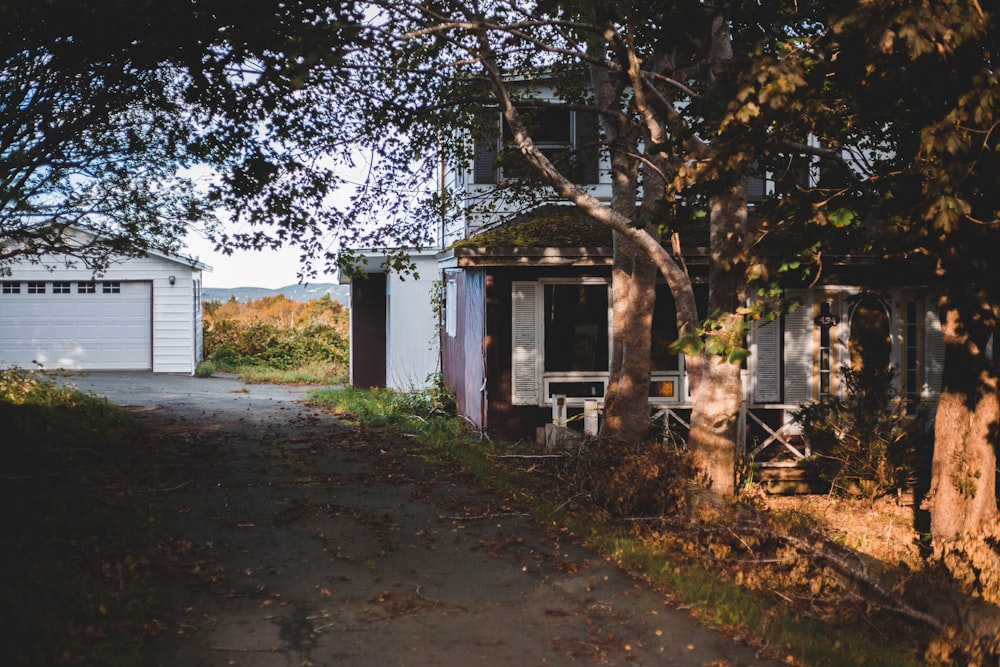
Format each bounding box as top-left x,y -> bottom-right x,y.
820,0 -> 1000,600
353,0 -> 858,496
0,1 -> 202,270
1,0 -> 430,278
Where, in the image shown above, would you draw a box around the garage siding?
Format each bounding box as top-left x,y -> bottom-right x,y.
0,252 -> 204,373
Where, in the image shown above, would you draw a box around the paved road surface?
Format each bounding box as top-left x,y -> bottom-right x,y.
59,372 -> 786,666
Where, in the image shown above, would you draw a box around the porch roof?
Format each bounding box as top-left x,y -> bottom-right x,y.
440,244 -> 612,267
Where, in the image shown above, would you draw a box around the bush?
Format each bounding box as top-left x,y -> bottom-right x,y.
557,437 -> 697,519
202,296 -> 349,375
794,365 -> 928,500
194,360 -> 216,378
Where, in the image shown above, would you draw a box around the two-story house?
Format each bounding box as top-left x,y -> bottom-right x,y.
344,99 -> 947,470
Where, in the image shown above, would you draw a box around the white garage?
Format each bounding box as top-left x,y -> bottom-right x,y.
0,236 -> 209,374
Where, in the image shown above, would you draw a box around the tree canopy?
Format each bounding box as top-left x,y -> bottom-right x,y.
0,0 -> 435,276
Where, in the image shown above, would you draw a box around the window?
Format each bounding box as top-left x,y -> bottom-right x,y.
27,281 -> 45,294
78,282 -> 96,294
53,282 -> 71,294
444,278 -> 457,338
651,284 -> 681,372
513,279 -> 702,406
2,282 -> 20,294
511,280 -> 610,406
543,283 -> 609,373
474,108 -> 601,185
815,300 -> 838,398
102,281 -> 121,294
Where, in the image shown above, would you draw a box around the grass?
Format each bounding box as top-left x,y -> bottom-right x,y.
199,359 -> 345,385
0,368 -> 159,666
308,385 -> 536,494
310,385 -> 928,667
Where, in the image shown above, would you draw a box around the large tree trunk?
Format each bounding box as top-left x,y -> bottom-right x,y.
601,230 -> 658,442
688,181 -> 749,497
689,350 -> 743,495
593,61 -> 661,443
924,293 -> 1000,600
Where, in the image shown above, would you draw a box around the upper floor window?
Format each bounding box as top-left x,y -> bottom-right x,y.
474,107 -> 601,185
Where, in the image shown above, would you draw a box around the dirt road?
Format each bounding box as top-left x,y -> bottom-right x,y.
66,372 -> 785,666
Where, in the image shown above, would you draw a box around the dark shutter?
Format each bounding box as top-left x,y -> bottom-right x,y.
575,111 -> 600,184
473,112 -> 500,184
747,175 -> 765,204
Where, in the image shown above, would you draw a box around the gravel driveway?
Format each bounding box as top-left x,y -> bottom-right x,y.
61,372 -> 785,666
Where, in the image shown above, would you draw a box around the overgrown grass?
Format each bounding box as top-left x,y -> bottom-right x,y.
601,535 -> 922,667
231,362 -> 346,385
0,368 -> 158,666
312,385 -> 926,667
308,385 -> 535,493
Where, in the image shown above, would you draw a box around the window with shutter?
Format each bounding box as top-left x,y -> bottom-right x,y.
924,301 -> 944,401
783,290 -> 812,405
511,281 -> 541,405
750,314 -> 781,404
475,107 -> 601,185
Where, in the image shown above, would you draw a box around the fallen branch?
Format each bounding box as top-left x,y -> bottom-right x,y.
489,453 -> 567,459
679,519 -> 949,634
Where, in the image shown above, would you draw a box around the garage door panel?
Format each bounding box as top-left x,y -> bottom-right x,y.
0,281 -> 152,370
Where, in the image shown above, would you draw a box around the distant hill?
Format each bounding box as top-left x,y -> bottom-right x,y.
204,283 -> 349,304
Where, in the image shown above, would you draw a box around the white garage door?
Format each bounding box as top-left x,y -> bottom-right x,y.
0,280 -> 152,370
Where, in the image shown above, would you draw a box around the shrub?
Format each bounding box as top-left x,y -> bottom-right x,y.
194,360 -> 216,378
202,295 -> 349,375
557,437 -> 697,519
794,365 -> 928,500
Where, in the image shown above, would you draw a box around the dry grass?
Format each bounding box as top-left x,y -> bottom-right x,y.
764,492 -> 926,569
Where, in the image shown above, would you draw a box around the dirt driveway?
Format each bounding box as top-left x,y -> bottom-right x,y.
66,372 -> 785,666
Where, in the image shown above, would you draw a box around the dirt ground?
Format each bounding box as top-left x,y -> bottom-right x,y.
65,373 -> 786,667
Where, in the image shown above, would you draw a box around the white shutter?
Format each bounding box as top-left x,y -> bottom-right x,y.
750,313 -> 781,404
783,289 -> 812,405
511,281 -> 541,405
924,300 -> 944,400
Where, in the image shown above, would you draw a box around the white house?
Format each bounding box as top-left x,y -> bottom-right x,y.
0,234 -> 209,374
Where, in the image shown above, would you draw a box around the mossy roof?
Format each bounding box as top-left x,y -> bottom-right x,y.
451,204 -> 612,249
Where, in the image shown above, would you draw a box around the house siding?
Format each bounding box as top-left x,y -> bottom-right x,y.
442,269 -> 487,429
385,258 -> 440,390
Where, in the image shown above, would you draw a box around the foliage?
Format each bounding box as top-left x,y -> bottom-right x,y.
794,365 -> 927,501
194,360 -> 216,378
0,0 -> 435,278
556,438 -> 697,519
202,294 -> 348,376
0,368 -> 158,665
310,382 -> 458,440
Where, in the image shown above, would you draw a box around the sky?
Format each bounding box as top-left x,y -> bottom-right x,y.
177,164 -> 346,289
182,232 -> 340,289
